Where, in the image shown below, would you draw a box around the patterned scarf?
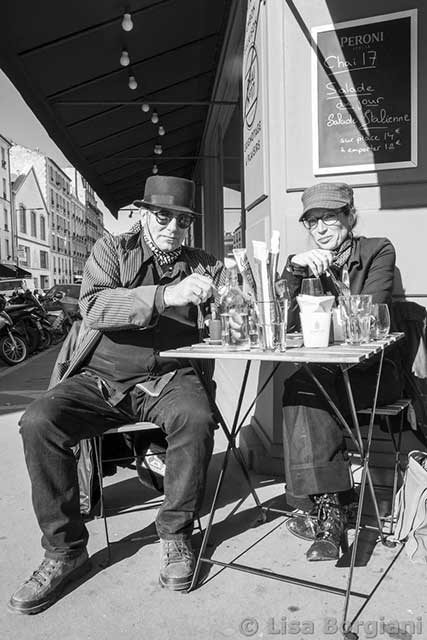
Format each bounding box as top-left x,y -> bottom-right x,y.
331,235 -> 353,268
142,222 -> 182,266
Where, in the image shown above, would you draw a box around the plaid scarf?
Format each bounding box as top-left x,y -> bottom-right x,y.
142,222 -> 182,266
331,235 -> 353,268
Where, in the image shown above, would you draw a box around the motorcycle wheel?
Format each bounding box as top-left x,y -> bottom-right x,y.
16,318 -> 39,354
0,332 -> 28,365
39,328 -> 52,349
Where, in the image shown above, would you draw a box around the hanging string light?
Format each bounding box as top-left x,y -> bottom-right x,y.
151,110 -> 159,124
158,125 -> 165,136
154,144 -> 163,155
141,103 -> 150,112
122,12 -> 133,31
128,71 -> 138,90
152,164 -> 159,174
120,49 -> 130,67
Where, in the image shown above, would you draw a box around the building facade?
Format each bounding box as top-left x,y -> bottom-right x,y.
12,168 -> 50,289
10,146 -> 104,285
0,134 -> 14,270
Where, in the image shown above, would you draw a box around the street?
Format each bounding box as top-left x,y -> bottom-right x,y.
0,344 -> 61,414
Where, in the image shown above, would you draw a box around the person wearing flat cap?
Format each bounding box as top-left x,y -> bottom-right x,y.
280,181 -> 403,562
9,175 -> 226,614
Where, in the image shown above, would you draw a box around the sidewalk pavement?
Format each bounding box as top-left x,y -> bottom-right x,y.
0,347 -> 426,640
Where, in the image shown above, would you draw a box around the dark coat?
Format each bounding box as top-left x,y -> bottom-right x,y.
283,235 -> 395,332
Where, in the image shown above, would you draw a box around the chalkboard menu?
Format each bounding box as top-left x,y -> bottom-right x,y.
312,10 -> 417,175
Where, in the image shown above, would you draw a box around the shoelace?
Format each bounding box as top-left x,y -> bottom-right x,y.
314,494 -> 342,523
26,559 -> 62,588
163,541 -> 192,564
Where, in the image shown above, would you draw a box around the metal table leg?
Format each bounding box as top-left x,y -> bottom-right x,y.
189,359 -> 281,591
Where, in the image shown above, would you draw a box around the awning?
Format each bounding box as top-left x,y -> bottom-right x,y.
0,1 -> 233,215
0,264 -> 32,278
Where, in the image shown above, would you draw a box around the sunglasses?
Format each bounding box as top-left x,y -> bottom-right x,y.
150,208 -> 195,229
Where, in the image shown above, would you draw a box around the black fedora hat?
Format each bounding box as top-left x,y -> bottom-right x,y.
133,175 -> 201,215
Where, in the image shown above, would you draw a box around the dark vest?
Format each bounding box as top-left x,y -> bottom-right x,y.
84,257 -> 199,393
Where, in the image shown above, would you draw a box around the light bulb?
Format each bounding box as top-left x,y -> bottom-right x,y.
158,125 -> 165,136
141,103 -> 150,112
155,144 -> 163,155
128,74 -> 138,90
122,13 -> 133,32
151,110 -> 159,124
120,49 -> 130,67
152,164 -> 158,174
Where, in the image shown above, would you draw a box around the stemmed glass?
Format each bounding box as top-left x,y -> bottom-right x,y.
371,303 -> 391,340
300,277 -> 324,296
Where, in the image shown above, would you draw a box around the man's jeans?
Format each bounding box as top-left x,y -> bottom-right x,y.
19,368 -> 216,560
282,358 -> 403,509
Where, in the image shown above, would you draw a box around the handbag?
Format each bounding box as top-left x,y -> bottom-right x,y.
393,450 -> 427,563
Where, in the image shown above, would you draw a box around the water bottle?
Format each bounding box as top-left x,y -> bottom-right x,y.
219,268 -> 250,350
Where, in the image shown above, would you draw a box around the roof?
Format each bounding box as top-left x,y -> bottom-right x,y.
0,0 -> 233,216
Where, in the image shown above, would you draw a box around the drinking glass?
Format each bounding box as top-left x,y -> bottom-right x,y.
339,294 -> 372,344
300,277 -> 324,296
371,303 -> 391,340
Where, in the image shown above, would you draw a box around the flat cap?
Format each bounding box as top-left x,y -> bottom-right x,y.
300,182 -> 354,220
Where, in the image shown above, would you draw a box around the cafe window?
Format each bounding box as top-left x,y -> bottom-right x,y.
30,210 -> 37,237
19,205 -> 27,234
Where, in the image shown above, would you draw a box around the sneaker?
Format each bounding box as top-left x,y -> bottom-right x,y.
8,550 -> 91,615
159,539 -> 195,591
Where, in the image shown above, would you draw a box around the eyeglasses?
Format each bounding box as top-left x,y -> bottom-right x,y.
302,212 -> 340,231
150,209 -> 195,229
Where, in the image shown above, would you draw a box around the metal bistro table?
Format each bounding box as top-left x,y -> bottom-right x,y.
160,333 -> 404,640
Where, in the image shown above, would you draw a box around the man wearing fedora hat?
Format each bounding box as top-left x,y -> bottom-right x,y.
9,175 -> 226,614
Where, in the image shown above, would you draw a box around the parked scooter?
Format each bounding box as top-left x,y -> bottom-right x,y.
0,297 -> 27,365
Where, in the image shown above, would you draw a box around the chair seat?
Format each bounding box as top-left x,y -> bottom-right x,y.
103,422 -> 159,435
357,399 -> 411,417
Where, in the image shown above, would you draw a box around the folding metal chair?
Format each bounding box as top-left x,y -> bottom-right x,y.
92,422 -> 202,563
355,398 -> 410,535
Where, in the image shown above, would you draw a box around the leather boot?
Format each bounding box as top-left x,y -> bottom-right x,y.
285,506 -> 318,541
306,494 -> 347,562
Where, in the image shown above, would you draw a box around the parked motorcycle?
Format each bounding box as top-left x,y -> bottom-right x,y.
0,297 -> 27,365
6,291 -> 51,353
46,294 -> 80,344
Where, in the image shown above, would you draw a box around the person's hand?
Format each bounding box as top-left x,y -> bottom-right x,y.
163,274 -> 215,307
291,249 -> 333,277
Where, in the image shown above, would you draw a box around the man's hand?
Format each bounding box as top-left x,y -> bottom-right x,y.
291,249 -> 333,277
163,274 -> 215,307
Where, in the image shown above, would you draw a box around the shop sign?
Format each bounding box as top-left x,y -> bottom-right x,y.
243,0 -> 269,209
312,10 -> 417,175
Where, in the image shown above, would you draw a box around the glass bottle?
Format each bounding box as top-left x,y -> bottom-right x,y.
219,268 -> 250,350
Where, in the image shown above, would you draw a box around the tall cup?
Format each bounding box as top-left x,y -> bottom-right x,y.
339,294 -> 372,345
300,311 -> 331,348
